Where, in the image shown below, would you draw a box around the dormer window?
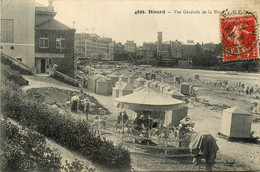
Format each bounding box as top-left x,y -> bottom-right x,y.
56,34 -> 65,49
39,33 -> 49,48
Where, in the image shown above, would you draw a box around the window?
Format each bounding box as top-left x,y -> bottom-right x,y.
56,34 -> 65,49
39,33 -> 49,48
16,58 -> 22,62
1,19 -> 14,43
10,46 -> 14,50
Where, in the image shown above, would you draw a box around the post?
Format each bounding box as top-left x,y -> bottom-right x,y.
164,138 -> 168,157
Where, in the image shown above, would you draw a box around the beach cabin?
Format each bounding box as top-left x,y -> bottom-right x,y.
160,83 -> 170,92
174,76 -> 181,84
112,83 -> 124,98
134,77 -> 147,88
180,83 -> 192,95
109,74 -> 119,87
119,73 -> 129,83
165,90 -> 185,101
221,106 -> 252,138
128,73 -> 140,84
194,75 -> 200,80
96,78 -> 108,95
87,74 -> 104,92
118,82 -> 134,97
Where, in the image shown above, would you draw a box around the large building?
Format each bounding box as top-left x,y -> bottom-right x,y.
35,1 -> 76,76
75,33 -> 114,61
182,40 -> 196,61
136,42 -> 156,64
1,0 -> 76,76
1,0 -> 35,67
124,40 -> 136,53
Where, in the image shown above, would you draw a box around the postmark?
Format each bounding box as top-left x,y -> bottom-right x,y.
220,10 -> 258,62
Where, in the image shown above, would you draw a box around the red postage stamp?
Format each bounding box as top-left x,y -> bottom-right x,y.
220,11 -> 258,62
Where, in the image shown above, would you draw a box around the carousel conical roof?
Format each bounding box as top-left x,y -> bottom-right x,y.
115,86 -> 184,111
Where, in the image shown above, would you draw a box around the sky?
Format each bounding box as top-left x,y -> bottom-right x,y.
36,0 -> 260,45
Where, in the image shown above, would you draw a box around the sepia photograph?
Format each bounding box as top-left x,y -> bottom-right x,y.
1,0 -> 260,171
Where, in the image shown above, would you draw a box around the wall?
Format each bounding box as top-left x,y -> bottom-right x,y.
35,29 -> 75,76
1,0 -> 35,67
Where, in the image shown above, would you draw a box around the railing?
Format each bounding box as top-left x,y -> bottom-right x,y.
1,52 -> 34,74
121,134 -> 192,158
52,70 -> 80,87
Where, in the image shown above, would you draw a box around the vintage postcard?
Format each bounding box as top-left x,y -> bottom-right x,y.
1,0 -> 259,171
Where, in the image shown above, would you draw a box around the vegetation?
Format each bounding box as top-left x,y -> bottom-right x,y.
1,53 -> 33,75
0,120 -> 62,172
1,63 -> 131,169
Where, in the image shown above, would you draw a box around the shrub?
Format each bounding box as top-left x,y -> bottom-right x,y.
1,70 -> 131,169
1,54 -> 33,75
0,120 -> 62,172
52,72 -> 79,87
1,64 -> 29,86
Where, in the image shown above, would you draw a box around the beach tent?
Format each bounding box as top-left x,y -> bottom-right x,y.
116,86 -> 183,111
128,73 -> 140,84
165,90 -> 185,101
174,76 -> 181,84
180,83 -> 192,95
96,78 -> 108,95
160,83 -> 170,92
133,77 -> 147,88
118,82 -> 134,97
157,82 -> 165,91
221,106 -> 252,138
119,73 -> 129,82
109,74 -> 119,87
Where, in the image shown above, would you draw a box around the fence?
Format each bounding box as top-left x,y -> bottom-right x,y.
121,134 -> 192,158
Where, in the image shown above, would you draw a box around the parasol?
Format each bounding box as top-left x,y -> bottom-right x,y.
115,86 -> 184,111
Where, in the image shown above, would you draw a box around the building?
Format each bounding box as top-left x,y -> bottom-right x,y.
75,33 -> 114,61
136,42 -> 156,64
124,40 -> 136,53
157,32 -> 163,58
1,0 -> 35,67
182,40 -> 196,61
1,0 -> 76,76
35,1 -> 76,76
170,40 -> 183,59
201,42 -> 216,52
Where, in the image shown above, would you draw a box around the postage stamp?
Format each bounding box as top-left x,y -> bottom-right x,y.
220,10 -> 258,62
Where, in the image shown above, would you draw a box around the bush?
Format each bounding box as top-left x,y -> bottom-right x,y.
1,70 -> 131,169
52,72 -> 79,87
1,54 -> 33,75
0,120 -> 62,172
1,64 -> 29,86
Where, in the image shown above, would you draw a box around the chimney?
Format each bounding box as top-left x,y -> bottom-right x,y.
157,32 -> 163,58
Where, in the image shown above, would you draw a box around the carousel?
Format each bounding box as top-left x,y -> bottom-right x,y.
115,85 -> 194,157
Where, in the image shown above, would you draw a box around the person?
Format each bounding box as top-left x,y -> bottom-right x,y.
92,115 -> 101,136
249,85 -> 253,95
84,98 -> 90,120
78,89 -> 85,111
133,113 -> 143,132
71,93 -> 79,112
53,64 -> 58,70
122,111 -> 129,126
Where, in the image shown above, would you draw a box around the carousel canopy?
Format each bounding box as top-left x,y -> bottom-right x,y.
115,86 -> 184,111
